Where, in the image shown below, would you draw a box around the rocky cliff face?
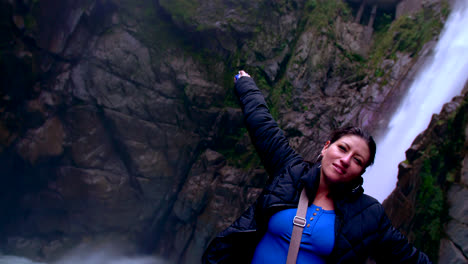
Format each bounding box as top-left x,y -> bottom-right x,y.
0,0 -> 454,263
383,82 -> 468,263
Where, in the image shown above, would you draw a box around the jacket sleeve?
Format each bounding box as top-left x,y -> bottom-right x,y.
202,202 -> 260,264
373,207 -> 432,264
234,77 -> 302,177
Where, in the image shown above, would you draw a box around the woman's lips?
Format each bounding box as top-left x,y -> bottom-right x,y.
333,163 -> 345,174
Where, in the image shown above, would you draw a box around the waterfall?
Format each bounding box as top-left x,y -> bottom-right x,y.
0,255 -> 163,264
0,244 -> 167,264
363,0 -> 468,203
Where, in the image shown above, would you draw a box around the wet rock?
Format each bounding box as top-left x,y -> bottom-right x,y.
383,87 -> 468,262
15,117 -> 64,164
154,149 -> 259,263
447,184 -> 468,224
462,156 -> 468,185
335,18 -> 368,55
0,0 -> 457,263
438,239 -> 467,264
405,145 -> 422,162
397,161 -> 412,176
173,149 -> 226,223
446,220 -> 468,257
5,237 -> 42,261
52,166 -> 142,233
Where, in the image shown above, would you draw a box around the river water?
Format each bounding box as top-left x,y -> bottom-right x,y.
363,0 -> 468,202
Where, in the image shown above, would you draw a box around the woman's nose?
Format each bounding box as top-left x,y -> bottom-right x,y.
340,154 -> 352,167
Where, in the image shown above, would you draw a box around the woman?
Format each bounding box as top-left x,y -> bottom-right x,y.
202,71 -> 431,263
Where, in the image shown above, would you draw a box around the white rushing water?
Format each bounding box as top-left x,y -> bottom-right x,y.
363,0 -> 468,202
0,255 -> 163,264
0,244 -> 167,264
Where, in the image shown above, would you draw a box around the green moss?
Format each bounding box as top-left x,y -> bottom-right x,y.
158,0 -> 199,25
259,73 -> 289,120
214,126 -> 262,171
223,84 -> 240,108
221,145 -> 262,171
411,95 -> 467,260
334,42 -> 365,63
24,14 -> 37,31
305,0 -> 353,30
373,12 -> 393,32
16,0 -> 40,34
441,3 -> 450,18
333,43 -> 368,84
144,6 -> 156,18
413,156 -> 445,261
218,64 -> 288,170
374,68 -> 384,77
305,0 -> 317,11
222,60 -> 244,108
362,2 -> 449,84
369,4 -> 447,67
118,0 -> 186,53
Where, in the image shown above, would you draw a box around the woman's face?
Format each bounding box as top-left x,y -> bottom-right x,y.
320,135 -> 370,185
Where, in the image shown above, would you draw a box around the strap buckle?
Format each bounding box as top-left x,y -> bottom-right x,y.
293,216 -> 306,228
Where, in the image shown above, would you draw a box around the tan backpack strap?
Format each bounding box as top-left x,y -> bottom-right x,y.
286,188 -> 309,264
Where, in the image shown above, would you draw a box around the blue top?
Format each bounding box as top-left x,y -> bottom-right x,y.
251,204 -> 335,264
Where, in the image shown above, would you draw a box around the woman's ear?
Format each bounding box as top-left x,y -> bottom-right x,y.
321,140 -> 331,156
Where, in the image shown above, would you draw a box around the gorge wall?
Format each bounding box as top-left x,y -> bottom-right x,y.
0,0 -> 459,263
383,82 -> 468,264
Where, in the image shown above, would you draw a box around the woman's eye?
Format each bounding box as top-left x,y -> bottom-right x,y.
354,157 -> 362,165
338,146 -> 346,151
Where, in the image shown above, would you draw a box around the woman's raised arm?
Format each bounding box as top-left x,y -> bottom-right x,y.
234,72 -> 302,178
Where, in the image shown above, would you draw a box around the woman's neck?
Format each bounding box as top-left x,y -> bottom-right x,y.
312,175 -> 335,210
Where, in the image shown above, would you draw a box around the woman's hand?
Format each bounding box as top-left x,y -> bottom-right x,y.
234,70 -> 251,83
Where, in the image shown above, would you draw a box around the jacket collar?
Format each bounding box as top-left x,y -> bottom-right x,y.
299,162 -> 364,203
299,162 -> 321,202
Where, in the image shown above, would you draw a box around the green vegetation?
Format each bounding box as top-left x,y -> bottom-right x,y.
24,14 -> 37,32
268,78 -> 293,119
295,1 -> 369,86
22,1 -> 39,34
369,4 -> 448,66
222,74 -> 241,108
219,54 -> 293,170
118,0 -> 218,80
345,1 -> 450,85
215,126 -> 262,171
414,155 -> 446,261
374,68 -> 384,77
373,12 -> 394,33
334,41 -> 367,83
158,0 -> 199,25
119,0 -> 186,51
305,0 -> 352,29
412,95 -> 467,260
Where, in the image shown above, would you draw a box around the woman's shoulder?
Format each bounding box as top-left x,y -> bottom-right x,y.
359,193 -> 381,205
338,193 -> 385,218
263,159 -> 313,193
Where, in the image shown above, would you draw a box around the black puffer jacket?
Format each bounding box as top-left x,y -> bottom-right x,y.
202,77 -> 431,264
